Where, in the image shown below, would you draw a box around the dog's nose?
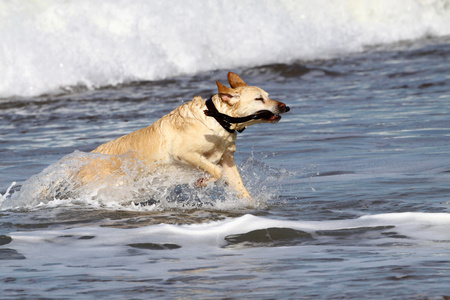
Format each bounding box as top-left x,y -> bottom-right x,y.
279,102 -> 290,113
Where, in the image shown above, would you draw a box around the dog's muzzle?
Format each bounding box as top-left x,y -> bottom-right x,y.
256,103 -> 290,122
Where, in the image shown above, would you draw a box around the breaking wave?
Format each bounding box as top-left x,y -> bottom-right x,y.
1,0 -> 450,98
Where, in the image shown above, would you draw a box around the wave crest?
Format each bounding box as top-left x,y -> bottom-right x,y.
1,0 -> 450,98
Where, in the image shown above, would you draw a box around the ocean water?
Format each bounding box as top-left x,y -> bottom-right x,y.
1,1 -> 450,299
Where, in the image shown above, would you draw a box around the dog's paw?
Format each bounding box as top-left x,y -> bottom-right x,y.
194,178 -> 208,188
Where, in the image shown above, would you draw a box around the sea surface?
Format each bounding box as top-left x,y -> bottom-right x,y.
1,1 -> 450,299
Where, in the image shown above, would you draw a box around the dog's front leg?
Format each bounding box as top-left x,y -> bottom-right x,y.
221,152 -> 252,200
176,152 -> 223,186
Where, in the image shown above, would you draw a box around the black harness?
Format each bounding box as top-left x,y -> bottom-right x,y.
203,97 -> 274,134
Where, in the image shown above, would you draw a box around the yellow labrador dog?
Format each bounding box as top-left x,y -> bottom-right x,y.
77,72 -> 289,200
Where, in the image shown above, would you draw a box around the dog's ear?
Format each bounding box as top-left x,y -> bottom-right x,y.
216,81 -> 240,105
228,72 -> 248,88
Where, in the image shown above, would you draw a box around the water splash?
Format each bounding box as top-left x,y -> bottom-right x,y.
1,151 -> 286,211
0,181 -> 16,207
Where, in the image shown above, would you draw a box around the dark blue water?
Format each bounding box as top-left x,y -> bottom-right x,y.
1,38 -> 450,299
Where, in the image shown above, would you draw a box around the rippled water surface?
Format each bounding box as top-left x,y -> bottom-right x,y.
1,38 -> 450,299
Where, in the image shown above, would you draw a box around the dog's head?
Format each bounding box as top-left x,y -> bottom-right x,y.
216,72 -> 290,127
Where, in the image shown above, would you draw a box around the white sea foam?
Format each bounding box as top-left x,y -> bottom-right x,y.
9,213 -> 450,252
1,0 -> 449,98
3,211 -> 447,300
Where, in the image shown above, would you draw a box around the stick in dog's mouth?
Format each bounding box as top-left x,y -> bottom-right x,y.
204,98 -> 290,125
256,106 -> 290,122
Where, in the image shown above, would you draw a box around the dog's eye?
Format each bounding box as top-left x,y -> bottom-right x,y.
255,97 -> 264,102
